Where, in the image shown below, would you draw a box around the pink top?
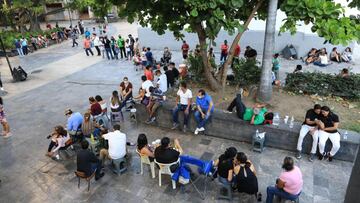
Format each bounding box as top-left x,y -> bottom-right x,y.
279,166 -> 303,195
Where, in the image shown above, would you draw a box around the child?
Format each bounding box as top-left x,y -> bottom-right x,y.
272,53 -> 280,80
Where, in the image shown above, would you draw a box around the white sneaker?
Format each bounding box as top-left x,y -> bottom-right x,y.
55,154 -> 60,160
223,110 -> 232,114
198,127 -> 205,132
0,87 -> 4,91
194,128 -> 199,135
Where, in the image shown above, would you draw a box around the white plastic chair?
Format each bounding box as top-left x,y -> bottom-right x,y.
154,158 -> 180,189
136,149 -> 155,178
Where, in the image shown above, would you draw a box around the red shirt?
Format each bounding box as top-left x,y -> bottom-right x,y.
144,69 -> 153,81
221,44 -> 228,54
234,44 -> 241,56
181,43 -> 189,53
84,39 -> 91,48
90,103 -> 102,116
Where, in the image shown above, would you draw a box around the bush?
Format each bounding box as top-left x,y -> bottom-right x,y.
232,58 -> 261,87
285,72 -> 360,99
187,54 -> 216,83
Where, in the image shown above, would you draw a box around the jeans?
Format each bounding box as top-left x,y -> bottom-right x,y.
94,46 -> 100,55
266,186 -> 300,203
91,162 -> 102,178
31,42 -> 37,51
72,39 -> 78,47
48,141 -> 57,152
16,48 -> 24,56
85,48 -> 94,56
172,104 -> 190,126
22,46 -> 28,55
119,47 -> 126,58
318,130 -> 340,156
194,109 -> 212,128
313,61 -> 328,67
111,45 -> 118,59
220,53 -> 228,62
296,125 -> 319,154
119,94 -> 132,110
227,94 -> 246,119
105,48 -> 114,60
219,176 -> 231,186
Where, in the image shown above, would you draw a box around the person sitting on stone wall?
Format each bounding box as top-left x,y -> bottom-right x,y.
134,75 -> 153,106
295,104 -> 322,162
194,89 -> 214,135
224,89 -> 274,125
171,81 -> 192,132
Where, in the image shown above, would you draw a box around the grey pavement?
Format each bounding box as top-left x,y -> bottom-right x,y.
0,21 -> 355,203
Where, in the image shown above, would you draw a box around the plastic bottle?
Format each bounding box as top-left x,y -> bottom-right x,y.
273,113 -> 280,126
255,129 -> 259,138
90,133 -> 95,143
344,131 -> 348,140
289,116 -> 294,128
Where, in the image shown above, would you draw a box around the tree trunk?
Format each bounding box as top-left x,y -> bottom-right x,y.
195,24 -> 221,91
258,0 -> 278,103
29,11 -> 42,32
220,0 -> 264,91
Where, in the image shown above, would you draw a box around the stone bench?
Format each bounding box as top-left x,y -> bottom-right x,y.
134,103 -> 360,162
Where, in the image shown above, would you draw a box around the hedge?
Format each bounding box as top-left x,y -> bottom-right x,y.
285,72 -> 360,99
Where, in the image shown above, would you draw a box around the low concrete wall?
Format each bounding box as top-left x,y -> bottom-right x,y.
138,27 -> 356,58
135,102 -> 360,162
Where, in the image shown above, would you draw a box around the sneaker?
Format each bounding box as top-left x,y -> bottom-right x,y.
3,133 -> 12,138
145,118 -> 152,124
198,127 -> 205,132
295,151 -> 302,159
223,110 -> 232,114
171,123 -> 179,130
324,152 -> 330,160
318,152 -> 326,160
328,154 -> 333,162
308,153 -> 315,162
0,87 -> 4,91
183,125 -> 187,133
55,154 -> 60,160
151,117 -> 156,122
95,172 -> 105,181
194,128 -> 199,135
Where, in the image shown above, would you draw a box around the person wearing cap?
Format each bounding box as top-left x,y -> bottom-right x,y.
266,157 -> 303,203
65,109 -> 83,136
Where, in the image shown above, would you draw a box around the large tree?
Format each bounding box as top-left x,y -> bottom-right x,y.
68,0 -> 112,19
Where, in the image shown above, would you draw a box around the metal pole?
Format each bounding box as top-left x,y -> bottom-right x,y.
0,35 -> 13,76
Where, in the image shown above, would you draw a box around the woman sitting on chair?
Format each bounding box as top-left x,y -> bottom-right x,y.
81,112 -> 102,138
137,134 -> 155,161
46,125 -> 70,159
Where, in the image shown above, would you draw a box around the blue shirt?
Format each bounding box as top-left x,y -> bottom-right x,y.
15,41 -> 21,48
67,112 -> 83,131
196,94 -> 214,112
145,51 -> 153,62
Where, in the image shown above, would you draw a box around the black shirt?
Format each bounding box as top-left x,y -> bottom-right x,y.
320,113 -> 339,133
244,49 -> 257,58
217,154 -> 233,179
165,70 -> 175,87
154,147 -> 180,164
236,165 -> 258,194
172,68 -> 179,79
103,39 -> 111,48
77,149 -> 100,177
303,109 -> 320,126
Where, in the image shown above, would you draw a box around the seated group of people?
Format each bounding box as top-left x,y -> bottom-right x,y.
304,47 -> 353,66
214,147 -> 303,203
296,104 -> 341,162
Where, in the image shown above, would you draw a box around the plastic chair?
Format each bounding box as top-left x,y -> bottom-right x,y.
74,170 -> 96,191
136,149 -> 155,178
130,108 -> 137,123
154,158 -> 179,189
111,157 -> 127,175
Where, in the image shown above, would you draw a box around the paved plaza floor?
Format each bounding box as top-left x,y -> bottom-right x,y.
0,22 -> 355,203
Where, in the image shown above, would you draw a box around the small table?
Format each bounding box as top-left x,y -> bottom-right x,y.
85,137 -> 100,154
252,133 -> 265,153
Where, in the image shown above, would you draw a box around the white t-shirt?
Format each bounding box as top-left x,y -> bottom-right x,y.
157,74 -> 168,93
177,89 -> 192,105
103,130 -> 126,159
319,55 -> 328,65
142,80 -> 153,97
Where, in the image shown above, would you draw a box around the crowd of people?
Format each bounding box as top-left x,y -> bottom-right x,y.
303,47 -> 354,66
